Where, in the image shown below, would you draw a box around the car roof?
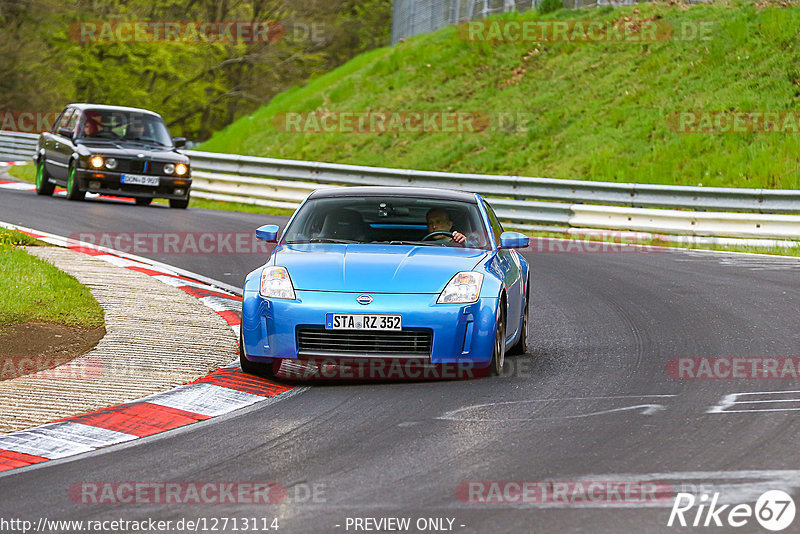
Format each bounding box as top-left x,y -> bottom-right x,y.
309,186 -> 478,203
66,103 -> 162,117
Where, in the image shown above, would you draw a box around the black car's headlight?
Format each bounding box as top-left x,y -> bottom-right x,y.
163,163 -> 175,174
105,158 -> 117,170
175,163 -> 188,176
89,156 -> 104,168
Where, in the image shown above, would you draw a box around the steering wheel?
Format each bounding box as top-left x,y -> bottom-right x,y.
421,231 -> 453,241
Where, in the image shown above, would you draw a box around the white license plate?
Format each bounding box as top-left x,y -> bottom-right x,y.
325,314 -> 402,330
121,174 -> 159,186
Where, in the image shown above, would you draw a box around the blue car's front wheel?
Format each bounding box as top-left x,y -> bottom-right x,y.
239,330 -> 277,377
490,312 -> 505,376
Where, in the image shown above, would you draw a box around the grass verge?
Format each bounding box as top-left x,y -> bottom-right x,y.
0,228 -> 105,327
7,163 -> 34,183
152,196 -> 294,216
199,1 -> 800,190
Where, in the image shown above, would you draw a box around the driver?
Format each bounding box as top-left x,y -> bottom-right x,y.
82,112 -> 102,136
425,208 -> 466,244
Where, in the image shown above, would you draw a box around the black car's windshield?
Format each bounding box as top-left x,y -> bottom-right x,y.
78,110 -> 173,147
282,196 -> 491,250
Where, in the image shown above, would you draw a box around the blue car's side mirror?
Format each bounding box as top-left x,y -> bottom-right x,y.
255,224 -> 280,242
499,231 -> 529,249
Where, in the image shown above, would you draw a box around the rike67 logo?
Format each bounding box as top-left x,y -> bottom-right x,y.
668,490 -> 796,531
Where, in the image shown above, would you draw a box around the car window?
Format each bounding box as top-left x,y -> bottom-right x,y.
482,200 -> 504,245
78,110 -> 173,145
282,196 -> 490,249
66,110 -> 80,134
54,108 -> 73,133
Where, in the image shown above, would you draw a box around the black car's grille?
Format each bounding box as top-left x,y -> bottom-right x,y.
121,159 -> 166,174
297,327 -> 432,357
127,160 -> 146,173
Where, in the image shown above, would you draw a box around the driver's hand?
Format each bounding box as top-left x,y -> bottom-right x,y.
452,231 -> 466,244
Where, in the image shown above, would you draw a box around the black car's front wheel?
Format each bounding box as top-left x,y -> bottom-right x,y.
35,158 -> 55,196
65,162 -> 85,201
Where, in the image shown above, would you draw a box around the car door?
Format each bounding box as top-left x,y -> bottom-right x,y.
49,107 -> 74,180
483,200 -> 523,342
40,108 -> 65,178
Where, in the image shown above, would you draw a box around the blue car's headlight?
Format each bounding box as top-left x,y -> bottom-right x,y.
260,266 -> 296,299
437,271 -> 483,304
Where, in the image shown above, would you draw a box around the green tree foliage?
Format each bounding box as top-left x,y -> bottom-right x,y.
0,0 -> 392,140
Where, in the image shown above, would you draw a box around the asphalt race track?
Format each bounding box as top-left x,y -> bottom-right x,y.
2,181 -> 800,533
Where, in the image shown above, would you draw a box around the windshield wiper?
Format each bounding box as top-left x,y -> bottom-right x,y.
125,138 -> 170,147
287,238 -> 361,244
373,240 -> 438,246
90,131 -> 123,140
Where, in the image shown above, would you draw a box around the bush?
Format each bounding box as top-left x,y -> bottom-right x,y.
538,0 -> 563,15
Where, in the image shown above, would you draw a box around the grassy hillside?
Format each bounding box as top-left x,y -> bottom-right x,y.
199,1 -> 800,189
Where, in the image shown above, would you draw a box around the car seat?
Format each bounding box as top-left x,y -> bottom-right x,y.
319,209 -> 370,242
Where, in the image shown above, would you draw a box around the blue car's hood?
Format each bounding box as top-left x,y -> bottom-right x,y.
272,244 -> 487,293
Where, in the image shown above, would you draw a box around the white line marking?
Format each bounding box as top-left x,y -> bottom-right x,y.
97,255 -> 150,268
199,295 -> 242,312
32,422 -> 137,447
0,430 -> 94,460
708,390 -> 800,413
438,395 -> 676,421
0,182 -> 35,190
143,383 -> 266,417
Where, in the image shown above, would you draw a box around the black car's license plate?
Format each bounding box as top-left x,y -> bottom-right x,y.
122,174 -> 159,186
325,314 -> 402,330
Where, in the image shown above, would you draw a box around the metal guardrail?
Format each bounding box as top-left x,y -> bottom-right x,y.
0,131 -> 39,161
184,150 -> 800,215
2,131 -> 799,239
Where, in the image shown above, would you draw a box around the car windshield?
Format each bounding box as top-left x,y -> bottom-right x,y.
78,110 -> 173,146
282,196 -> 491,250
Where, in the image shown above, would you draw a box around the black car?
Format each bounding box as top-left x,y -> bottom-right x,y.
34,103 -> 192,208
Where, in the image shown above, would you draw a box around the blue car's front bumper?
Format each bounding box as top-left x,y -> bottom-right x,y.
241,290 -> 499,366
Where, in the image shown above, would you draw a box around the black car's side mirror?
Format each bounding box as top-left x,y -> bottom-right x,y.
57,127 -> 73,138
172,137 -> 187,148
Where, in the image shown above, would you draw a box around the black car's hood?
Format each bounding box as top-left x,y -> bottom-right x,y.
76,141 -> 184,160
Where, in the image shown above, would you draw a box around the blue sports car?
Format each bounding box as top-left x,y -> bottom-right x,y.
240,187 -> 530,379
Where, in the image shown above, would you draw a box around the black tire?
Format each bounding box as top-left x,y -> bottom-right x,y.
169,194 -> 189,209
239,329 -> 276,377
508,281 -> 529,356
490,309 -> 506,376
135,197 -> 152,206
65,161 -> 85,201
35,158 -> 55,196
